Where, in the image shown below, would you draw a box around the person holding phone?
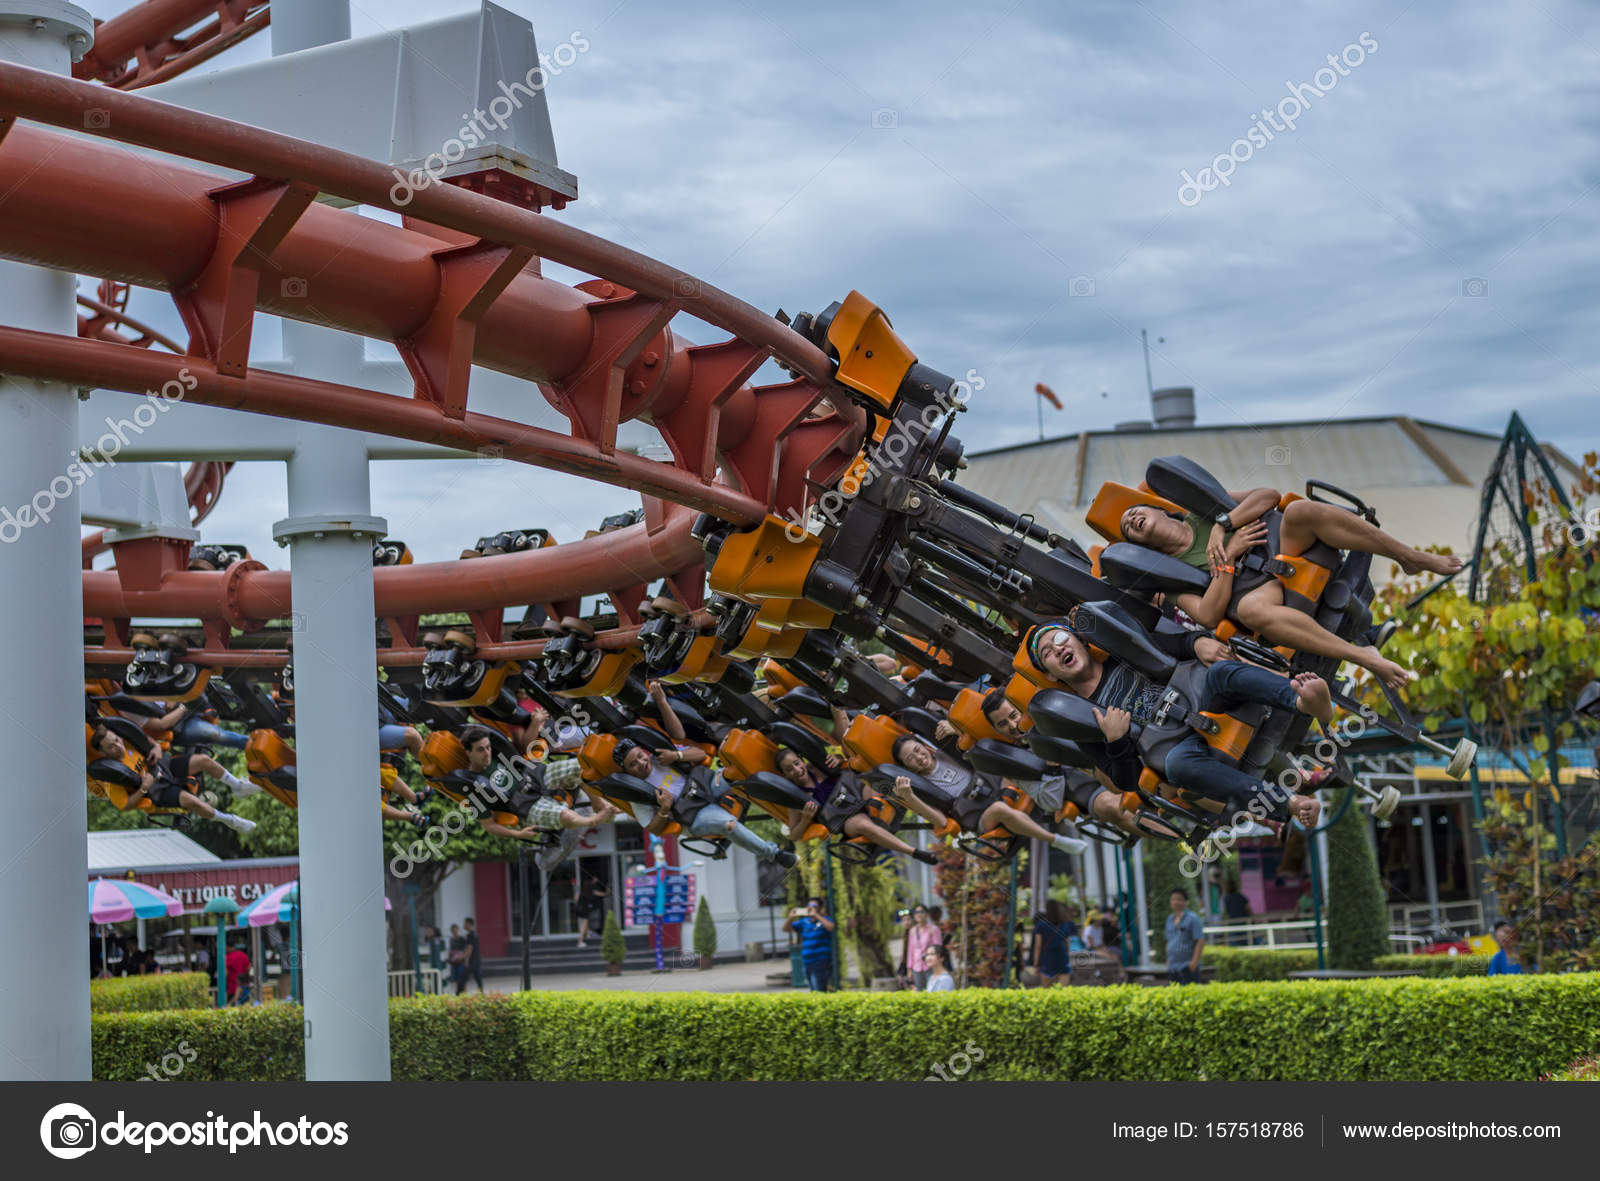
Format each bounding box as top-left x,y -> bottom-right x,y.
784,897 -> 836,991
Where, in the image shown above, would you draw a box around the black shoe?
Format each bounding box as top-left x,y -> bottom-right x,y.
913,849 -> 938,865
773,848 -> 798,869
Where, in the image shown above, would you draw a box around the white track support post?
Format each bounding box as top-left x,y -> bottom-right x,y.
271,0 -> 351,56
274,326 -> 389,1080
0,0 -> 95,1082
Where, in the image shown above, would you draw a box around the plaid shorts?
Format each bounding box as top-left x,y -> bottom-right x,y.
544,757 -> 585,795
528,796 -> 568,831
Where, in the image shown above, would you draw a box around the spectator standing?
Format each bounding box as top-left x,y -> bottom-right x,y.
1031,899 -> 1074,986
446,923 -> 467,991
923,944 -> 956,992
456,917 -> 484,994
1164,888 -> 1206,984
784,897 -> 836,991
225,943 -> 252,1005
903,905 -> 943,990
1488,920 -> 1529,975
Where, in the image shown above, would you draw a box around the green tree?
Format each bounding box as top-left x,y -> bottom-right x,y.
692,895 -> 717,961
1143,839 -> 1189,961
600,911 -> 627,966
1326,798 -> 1389,969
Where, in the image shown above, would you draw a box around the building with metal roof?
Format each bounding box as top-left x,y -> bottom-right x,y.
958,395 -> 1584,585
87,828 -> 221,874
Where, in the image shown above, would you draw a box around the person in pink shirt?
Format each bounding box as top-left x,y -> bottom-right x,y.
903,905 -> 943,990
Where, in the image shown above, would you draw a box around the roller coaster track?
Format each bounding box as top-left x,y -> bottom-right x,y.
0,60 -> 866,665
73,0 -> 270,91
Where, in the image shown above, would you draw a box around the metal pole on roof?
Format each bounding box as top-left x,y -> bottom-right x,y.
1141,329 -> 1154,397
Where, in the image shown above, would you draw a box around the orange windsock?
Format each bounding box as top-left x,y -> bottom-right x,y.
1034,382 -> 1062,410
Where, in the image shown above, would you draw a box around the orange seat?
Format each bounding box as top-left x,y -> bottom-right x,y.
718,728 -> 780,782
1084,481 -> 1187,544
420,730 -> 467,782
707,515 -> 821,602
840,713 -> 909,773
946,687 -> 1026,750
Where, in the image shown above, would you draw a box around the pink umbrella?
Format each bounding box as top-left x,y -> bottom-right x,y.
88,878 -> 183,923
235,880 -> 391,927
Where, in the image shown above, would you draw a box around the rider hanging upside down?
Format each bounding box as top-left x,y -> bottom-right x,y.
775,745 -> 940,865
1119,487 -> 1459,691
979,688 -> 1175,840
459,727 -> 618,842
886,733 -> 1090,856
1023,621 -> 1329,827
88,722 -> 259,834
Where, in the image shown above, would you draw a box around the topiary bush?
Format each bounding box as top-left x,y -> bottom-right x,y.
600,911 -> 626,966
94,1005 -> 305,1081
1326,798 -> 1389,969
91,972 -> 212,1013
692,895 -> 717,961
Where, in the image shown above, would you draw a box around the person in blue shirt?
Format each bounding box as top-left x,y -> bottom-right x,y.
785,898 -> 836,991
1164,887 -> 1206,984
1487,920 -> 1528,975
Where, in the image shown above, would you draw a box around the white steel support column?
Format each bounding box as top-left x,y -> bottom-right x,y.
274,324 -> 388,1080
0,0 -> 94,1082
271,0 -> 351,56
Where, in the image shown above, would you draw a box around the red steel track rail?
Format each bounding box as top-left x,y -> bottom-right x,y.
0,61 -> 866,660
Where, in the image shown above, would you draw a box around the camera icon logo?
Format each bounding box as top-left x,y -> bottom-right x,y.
673,276 -> 701,299
84,109 -> 110,130
870,108 -> 898,129
1264,444 -> 1292,466
281,277 -> 308,298
40,1102 -> 97,1160
1068,276 -> 1096,297
1462,277 -> 1488,297
477,444 -> 504,466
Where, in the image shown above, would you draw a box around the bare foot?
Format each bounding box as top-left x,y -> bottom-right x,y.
723,819 -> 738,835
1398,549 -> 1463,577
1361,647 -> 1415,693
1291,673 -> 1335,726
1289,794 -> 1321,827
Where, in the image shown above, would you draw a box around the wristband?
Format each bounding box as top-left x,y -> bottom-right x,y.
1220,563 -> 1235,575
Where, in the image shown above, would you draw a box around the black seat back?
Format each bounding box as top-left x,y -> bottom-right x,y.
1099,543 -> 1212,597
966,738 -> 1049,782
1027,690 -> 1104,743
1074,601 -> 1178,682
1145,455 -> 1238,518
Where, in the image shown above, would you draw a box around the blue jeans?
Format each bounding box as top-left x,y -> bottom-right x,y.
1162,661 -> 1301,818
378,723 -> 411,752
173,718 -> 248,750
804,959 -> 834,992
685,803 -> 781,861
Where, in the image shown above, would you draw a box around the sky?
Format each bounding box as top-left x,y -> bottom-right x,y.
79,0 -> 1600,572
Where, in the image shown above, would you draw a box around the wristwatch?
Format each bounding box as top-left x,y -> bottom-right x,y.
1215,511 -> 1233,530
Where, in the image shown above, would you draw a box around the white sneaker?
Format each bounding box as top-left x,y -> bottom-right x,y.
220,813 -> 257,835
1052,834 -> 1089,855
227,777 -> 262,798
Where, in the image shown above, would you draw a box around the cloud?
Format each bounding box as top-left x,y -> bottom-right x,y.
80,0 -> 1600,572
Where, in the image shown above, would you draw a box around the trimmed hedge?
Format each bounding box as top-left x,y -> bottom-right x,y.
95,1006 -> 304,1081
1372,954 -> 1493,977
1202,948 -> 1320,981
92,975 -> 1600,1081
1199,950 -> 1496,981
91,973 -> 211,1013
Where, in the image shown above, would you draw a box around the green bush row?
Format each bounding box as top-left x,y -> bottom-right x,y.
1201,948 -> 1320,980
1200,949 -> 1496,981
1372,953 -> 1494,976
92,974 -> 1600,1081
90,973 -> 212,1013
